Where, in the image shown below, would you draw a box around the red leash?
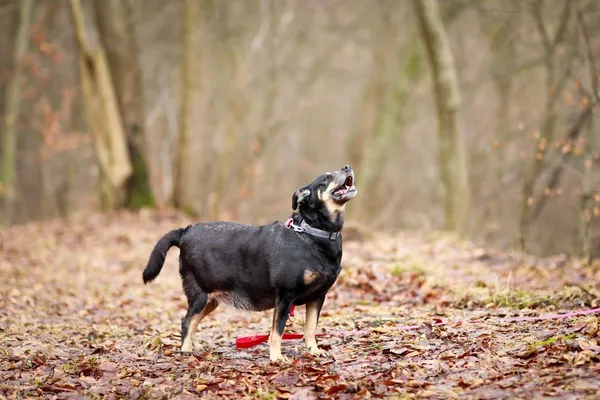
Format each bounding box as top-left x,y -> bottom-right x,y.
235,306 -> 600,349
236,305 -> 296,349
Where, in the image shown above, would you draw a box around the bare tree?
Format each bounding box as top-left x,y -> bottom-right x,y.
1,0 -> 33,225
209,3 -> 245,220
94,0 -> 154,209
413,0 -> 470,236
576,3 -> 599,264
346,8 -> 390,179
517,0 -> 572,251
172,0 -> 197,211
69,0 -> 132,208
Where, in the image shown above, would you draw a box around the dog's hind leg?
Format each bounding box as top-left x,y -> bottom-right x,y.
181,297 -> 218,352
180,270 -> 219,353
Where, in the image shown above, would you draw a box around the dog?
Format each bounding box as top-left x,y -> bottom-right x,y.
142,165 -> 357,362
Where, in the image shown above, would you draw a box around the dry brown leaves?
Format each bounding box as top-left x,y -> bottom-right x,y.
1,211 -> 600,399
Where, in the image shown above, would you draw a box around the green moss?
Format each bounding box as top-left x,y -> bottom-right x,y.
532,336 -> 558,347
487,289 -> 557,310
531,333 -> 577,348
370,318 -> 392,328
390,263 -> 427,277
125,148 -> 154,209
61,362 -> 76,372
253,388 -> 277,400
390,264 -> 403,277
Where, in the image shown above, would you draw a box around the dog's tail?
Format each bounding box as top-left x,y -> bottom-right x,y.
143,225 -> 191,284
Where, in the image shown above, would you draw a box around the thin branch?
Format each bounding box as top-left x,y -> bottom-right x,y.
530,0 -> 552,54
489,56 -> 545,81
0,3 -> 15,17
251,0 -> 271,51
577,5 -> 600,104
552,0 -> 572,48
530,106 -> 592,219
530,0 -> 571,55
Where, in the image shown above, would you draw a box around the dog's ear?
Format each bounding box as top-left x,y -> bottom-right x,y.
292,188 -> 311,210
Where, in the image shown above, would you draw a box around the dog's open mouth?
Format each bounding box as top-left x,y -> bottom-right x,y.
331,175 -> 356,202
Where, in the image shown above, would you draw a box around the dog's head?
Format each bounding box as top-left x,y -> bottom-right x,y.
291,165 -> 357,231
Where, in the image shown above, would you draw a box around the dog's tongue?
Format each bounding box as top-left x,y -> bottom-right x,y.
335,187 -> 347,195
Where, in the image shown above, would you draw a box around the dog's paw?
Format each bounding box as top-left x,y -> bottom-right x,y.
308,346 -> 327,357
180,341 -> 195,353
270,353 -> 291,365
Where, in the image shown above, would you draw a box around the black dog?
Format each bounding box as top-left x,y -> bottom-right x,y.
142,165 -> 357,362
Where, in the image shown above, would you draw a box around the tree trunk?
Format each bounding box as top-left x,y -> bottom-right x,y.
346,4 -> 393,224
1,0 -> 33,226
94,0 -> 154,209
359,36 -> 423,222
242,0 -> 280,224
211,49 -> 243,220
576,3 -> 598,264
347,48 -> 387,177
172,0 -> 197,211
581,117 -> 593,264
476,13 -> 515,243
209,2 -> 244,221
516,0 -> 571,251
414,0 -> 470,236
69,0 -> 132,209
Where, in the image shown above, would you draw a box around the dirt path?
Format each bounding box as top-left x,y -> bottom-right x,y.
1,211 -> 599,399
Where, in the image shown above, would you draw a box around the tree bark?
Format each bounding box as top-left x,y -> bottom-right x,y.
94,0 -> 154,209
1,0 -> 33,226
360,35 -> 423,222
347,44 -> 387,177
576,4 -> 598,264
69,0 -> 132,209
211,46 -> 243,220
414,0 -> 470,236
208,2 -> 245,220
172,0 -> 196,211
517,0 -> 571,251
581,117 -> 594,264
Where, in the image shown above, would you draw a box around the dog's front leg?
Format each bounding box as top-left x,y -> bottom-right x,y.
304,296 -> 327,356
269,293 -> 295,363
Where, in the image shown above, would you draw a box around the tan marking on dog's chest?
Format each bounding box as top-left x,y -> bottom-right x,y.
303,270 -> 320,285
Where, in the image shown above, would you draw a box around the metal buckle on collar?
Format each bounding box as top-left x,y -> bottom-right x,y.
285,218 -> 304,233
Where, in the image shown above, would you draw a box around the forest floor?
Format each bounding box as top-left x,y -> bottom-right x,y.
1,210 -> 600,399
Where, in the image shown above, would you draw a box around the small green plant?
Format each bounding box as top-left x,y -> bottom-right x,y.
62,362 -> 76,372
532,333 -> 577,348
390,264 -> 403,277
389,263 -> 427,277
139,385 -> 153,400
253,388 -> 277,400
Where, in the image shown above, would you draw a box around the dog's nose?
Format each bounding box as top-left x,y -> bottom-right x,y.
342,165 -> 351,171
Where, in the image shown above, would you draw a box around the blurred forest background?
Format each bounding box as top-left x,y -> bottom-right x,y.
1,0 -> 600,259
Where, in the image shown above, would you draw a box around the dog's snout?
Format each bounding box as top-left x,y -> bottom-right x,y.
342,165 -> 351,171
